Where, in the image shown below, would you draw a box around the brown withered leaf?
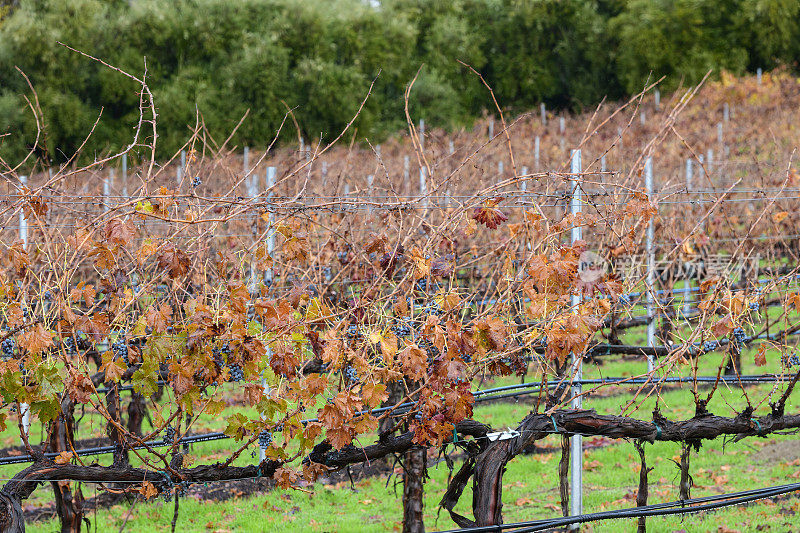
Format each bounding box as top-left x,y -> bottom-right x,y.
23,194 -> 48,219
66,228 -> 95,253
244,383 -> 264,406
399,344 -> 426,381
472,198 -> 508,229
66,372 -> 94,404
8,241 -> 29,275
302,462 -> 329,483
104,218 -> 136,246
100,355 -> 125,383
6,303 -> 23,328
408,246 -> 431,279
158,243 -> 191,278
145,303 -> 172,334
88,243 -> 116,270
430,254 -> 455,278
283,237 -> 309,263
139,481 -> 158,500
361,382 -> 388,409
755,344 -> 767,367
773,211 -> 789,224
364,232 -> 388,254
711,315 -> 735,337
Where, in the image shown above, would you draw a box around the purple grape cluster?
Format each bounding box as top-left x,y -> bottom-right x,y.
258,431 -> 272,449
1,338 -> 14,360
228,364 -> 244,382
344,366 -> 358,383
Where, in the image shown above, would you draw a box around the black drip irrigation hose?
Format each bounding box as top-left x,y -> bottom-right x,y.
433,482 -> 800,532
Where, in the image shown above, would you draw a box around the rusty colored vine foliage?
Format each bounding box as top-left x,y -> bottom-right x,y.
1,60 -> 800,532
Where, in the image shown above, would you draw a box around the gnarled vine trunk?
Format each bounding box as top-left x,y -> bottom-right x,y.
402,447 -> 426,533
49,397 -> 84,533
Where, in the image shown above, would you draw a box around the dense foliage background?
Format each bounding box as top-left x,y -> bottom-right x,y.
0,0 -> 798,163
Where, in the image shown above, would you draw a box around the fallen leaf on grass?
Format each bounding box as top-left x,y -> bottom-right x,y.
583,460 -> 602,471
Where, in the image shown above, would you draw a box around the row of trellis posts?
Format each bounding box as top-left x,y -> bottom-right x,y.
13,104 -> 766,524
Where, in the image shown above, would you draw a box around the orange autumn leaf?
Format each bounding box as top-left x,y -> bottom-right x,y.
54,451 -> 75,465
139,481 -> 158,500
18,323 -> 53,355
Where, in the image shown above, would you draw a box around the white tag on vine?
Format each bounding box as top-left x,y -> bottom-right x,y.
487,429 -> 520,442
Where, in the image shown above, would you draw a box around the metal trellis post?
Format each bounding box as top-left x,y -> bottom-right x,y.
420,166 -> 428,208
260,166 -> 277,463
104,169 -> 112,213
569,150 -> 583,526
122,153 -> 128,198
645,157 -> 656,373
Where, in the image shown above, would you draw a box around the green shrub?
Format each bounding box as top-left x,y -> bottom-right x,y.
0,0 -> 797,167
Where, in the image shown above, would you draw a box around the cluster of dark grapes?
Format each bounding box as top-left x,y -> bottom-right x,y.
344,366 -> 358,383
618,294 -> 631,307
732,327 -> 747,345
345,324 -> 360,339
163,425 -> 176,444
191,176 -> 201,188
422,301 -> 443,317
391,321 -> 412,338
749,301 -> 760,312
788,353 -> 800,367
63,336 -> 77,355
176,482 -> 190,497
414,278 -> 430,293
212,343 -> 242,382
459,352 -> 472,363
418,338 -> 439,360
1,338 -> 14,361
258,431 -> 272,449
112,335 -> 129,365
702,340 -> 719,353
211,344 -> 227,368
228,363 -> 244,382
